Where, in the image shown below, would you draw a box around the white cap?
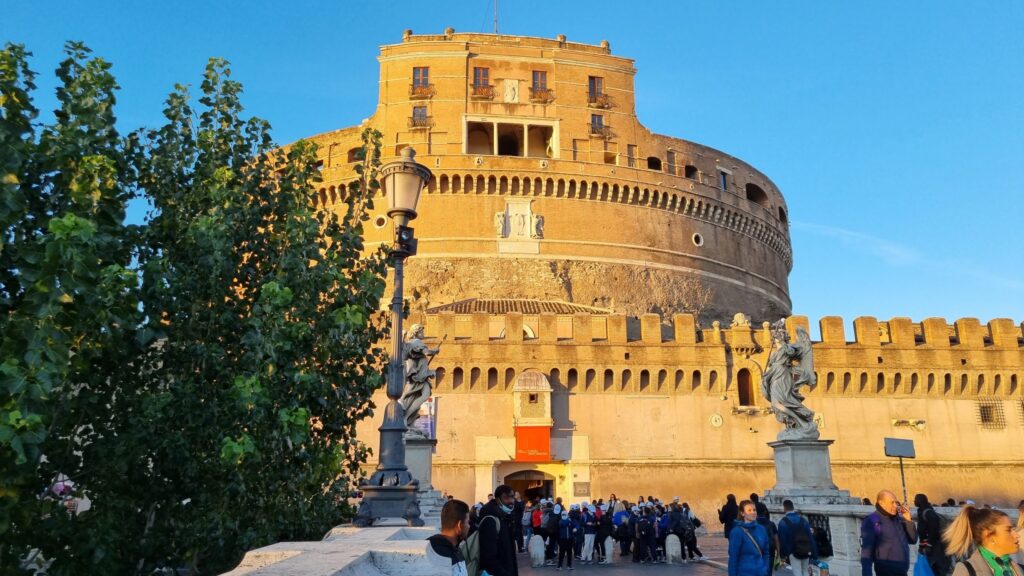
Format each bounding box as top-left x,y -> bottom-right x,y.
673,496 -> 680,501
631,505 -> 640,512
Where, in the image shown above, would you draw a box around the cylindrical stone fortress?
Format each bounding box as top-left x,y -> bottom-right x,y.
302,31 -> 792,322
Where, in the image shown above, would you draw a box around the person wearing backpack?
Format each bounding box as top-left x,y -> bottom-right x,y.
778,499 -> 818,576
545,503 -> 562,565
680,502 -> 704,562
914,493 -> 951,576
427,499 -> 471,576
556,509 -> 578,571
476,484 -> 519,576
521,499 -> 534,552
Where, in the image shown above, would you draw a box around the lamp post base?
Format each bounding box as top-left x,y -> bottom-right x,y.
353,482 -> 423,528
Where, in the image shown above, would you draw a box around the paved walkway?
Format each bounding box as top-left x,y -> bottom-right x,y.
517,537 -> 728,576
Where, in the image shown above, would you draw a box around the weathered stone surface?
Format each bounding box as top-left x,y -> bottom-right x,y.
665,534 -> 683,564
528,535 -> 545,567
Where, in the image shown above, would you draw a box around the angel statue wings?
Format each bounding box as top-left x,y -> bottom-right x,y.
760,319 -> 820,440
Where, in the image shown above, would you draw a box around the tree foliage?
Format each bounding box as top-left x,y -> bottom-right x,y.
1,42 -> 389,574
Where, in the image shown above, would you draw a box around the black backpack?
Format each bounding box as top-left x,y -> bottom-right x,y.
638,517 -> 652,538
785,516 -> 813,559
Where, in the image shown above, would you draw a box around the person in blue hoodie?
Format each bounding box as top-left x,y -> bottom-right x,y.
729,500 -> 770,576
557,510 -> 577,571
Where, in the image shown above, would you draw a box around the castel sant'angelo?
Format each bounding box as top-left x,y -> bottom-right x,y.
302,29 -> 1023,514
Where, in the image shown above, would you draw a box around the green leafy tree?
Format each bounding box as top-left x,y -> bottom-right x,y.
0,41 -> 142,574
1,43 -> 390,574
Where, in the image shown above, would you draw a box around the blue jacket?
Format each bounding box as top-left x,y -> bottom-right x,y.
613,509 -> 629,527
860,511 -> 918,576
729,521 -> 770,576
559,517 -> 577,540
658,513 -> 671,535
777,512 -> 818,559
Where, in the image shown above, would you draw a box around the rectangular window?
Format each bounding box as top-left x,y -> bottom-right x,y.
588,76 -> 603,97
720,171 -> 728,191
528,393 -> 539,404
627,144 -> 637,168
473,67 -> 490,87
591,114 -> 604,130
532,70 -> 547,90
666,151 -> 677,175
412,67 -> 429,87
412,106 -> 427,121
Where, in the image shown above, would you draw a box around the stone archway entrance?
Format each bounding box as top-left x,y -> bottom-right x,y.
504,469 -> 555,501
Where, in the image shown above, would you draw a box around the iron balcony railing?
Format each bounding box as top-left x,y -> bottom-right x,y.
407,116 -> 434,129
529,87 -> 555,103
470,84 -> 496,100
409,84 -> 435,99
589,124 -> 613,139
587,92 -> 613,109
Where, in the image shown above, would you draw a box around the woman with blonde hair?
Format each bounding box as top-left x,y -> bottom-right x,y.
942,505 -> 1021,575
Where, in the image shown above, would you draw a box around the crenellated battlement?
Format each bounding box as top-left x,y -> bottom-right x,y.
410,311 -> 1023,350
405,310 -> 1024,400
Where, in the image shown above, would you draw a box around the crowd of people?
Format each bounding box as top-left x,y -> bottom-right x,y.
718,490 -> 1023,576
425,485 -> 1023,576
427,485 -> 707,575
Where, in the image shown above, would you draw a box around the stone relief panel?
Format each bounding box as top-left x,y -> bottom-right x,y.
502,78 -> 519,103
496,199 -> 542,239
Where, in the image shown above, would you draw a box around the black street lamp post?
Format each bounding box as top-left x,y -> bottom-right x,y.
353,147 -> 432,527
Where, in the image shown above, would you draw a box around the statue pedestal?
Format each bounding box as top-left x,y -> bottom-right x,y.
405,436 -> 436,492
764,439 -> 854,506
406,435 -> 445,518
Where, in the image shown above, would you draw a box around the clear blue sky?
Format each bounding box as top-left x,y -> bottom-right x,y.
5,1 -> 1023,330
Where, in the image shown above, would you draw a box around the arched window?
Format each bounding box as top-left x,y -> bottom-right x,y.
684,165 -> 698,179
737,368 -> 753,406
505,368 -> 516,388
487,367 -> 498,389
745,183 -> 769,207
647,156 -> 662,171
585,369 -> 596,391
567,368 -> 579,390
639,370 -> 650,392
604,369 -> 614,391
692,370 -> 702,390
470,367 -> 481,388
346,147 -> 361,163
778,206 -> 788,224
435,367 -> 446,389
453,367 -> 464,389
621,370 -> 632,391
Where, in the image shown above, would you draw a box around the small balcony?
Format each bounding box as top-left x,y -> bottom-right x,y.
407,115 -> 434,130
587,92 -> 613,109
589,124 -> 613,139
409,84 -> 435,99
529,87 -> 555,104
470,84 -> 496,100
